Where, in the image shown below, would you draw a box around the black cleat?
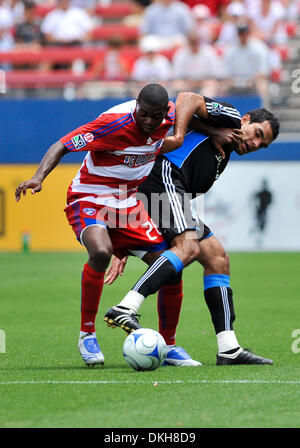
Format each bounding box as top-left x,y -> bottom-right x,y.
104,306 -> 141,334
217,348 -> 274,365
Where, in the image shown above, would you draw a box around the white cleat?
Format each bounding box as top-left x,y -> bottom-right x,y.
162,346 -> 202,367
78,333 -> 105,366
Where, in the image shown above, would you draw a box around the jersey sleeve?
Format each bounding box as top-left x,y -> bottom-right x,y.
166,100 -> 175,125
60,112 -> 134,152
201,96 -> 242,129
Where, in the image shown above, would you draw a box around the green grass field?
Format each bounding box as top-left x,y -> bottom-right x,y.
0,252 -> 299,429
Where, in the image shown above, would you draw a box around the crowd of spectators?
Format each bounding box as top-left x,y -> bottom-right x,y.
0,0 -> 299,96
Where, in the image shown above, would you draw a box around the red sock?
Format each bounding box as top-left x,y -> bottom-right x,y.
157,280 -> 183,346
80,263 -> 105,333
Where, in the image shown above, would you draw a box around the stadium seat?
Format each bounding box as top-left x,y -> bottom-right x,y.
93,2 -> 134,20
0,44 -> 179,89
274,45 -> 290,62
5,70 -> 93,88
33,5 -> 54,18
270,68 -> 282,83
0,47 -> 102,66
286,21 -> 298,38
91,24 -> 139,43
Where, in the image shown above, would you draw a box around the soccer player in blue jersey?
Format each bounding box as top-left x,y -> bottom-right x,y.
104,93 -> 280,365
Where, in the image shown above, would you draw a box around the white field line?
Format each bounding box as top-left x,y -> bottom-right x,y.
0,379 -> 299,385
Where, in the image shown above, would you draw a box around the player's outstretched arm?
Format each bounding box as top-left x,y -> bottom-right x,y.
15,141 -> 69,202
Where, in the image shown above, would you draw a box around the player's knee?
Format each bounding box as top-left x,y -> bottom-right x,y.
182,239 -> 201,265
89,247 -> 112,271
171,232 -> 200,265
207,249 -> 230,274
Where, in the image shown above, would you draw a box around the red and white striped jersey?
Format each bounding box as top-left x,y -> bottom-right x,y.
60,99 -> 175,208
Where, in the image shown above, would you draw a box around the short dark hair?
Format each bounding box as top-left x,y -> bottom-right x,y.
137,83 -> 169,109
24,0 -> 35,8
246,108 -> 280,141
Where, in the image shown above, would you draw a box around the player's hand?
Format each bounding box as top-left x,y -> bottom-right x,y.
15,178 -> 43,202
104,256 -> 128,285
211,128 -> 245,159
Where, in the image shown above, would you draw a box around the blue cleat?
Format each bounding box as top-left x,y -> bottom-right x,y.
162,346 -> 202,367
78,333 -> 105,367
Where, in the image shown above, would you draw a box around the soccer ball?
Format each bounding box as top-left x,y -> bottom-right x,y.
123,328 -> 168,371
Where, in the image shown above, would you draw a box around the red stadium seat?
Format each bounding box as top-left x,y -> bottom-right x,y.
5,70 -> 93,88
33,5 -> 54,18
0,47 -> 103,65
93,2 -> 134,20
271,68 -> 282,83
0,45 -> 177,89
285,21 -> 298,38
91,24 -> 139,42
274,45 -> 290,62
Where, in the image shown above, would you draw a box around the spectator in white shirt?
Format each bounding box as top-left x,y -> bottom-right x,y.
139,0 -> 195,50
0,0 -> 14,30
222,21 -> 271,95
192,3 -> 220,44
131,35 -> 172,82
41,0 -> 94,46
0,0 -> 14,58
246,0 -> 287,44
172,31 -> 223,96
216,1 -> 247,47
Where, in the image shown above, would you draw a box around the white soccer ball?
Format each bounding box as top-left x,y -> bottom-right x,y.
123,328 -> 168,371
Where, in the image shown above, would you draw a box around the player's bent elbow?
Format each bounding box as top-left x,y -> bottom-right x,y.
173,135 -> 184,148
177,91 -> 203,104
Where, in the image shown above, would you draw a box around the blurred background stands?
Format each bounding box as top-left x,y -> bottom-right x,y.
0,0 -> 299,140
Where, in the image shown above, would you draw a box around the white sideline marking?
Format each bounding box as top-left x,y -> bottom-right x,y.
0,380 -> 299,385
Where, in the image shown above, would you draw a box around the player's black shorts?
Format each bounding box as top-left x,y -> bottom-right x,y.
137,157 -> 212,245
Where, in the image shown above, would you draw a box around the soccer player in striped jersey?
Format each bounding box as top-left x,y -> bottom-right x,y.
105,94 -> 280,366
15,83 -> 199,367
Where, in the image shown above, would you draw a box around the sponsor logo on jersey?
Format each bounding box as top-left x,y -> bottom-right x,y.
83,208 -> 96,216
210,102 -> 222,116
84,132 -> 94,143
71,134 -> 86,150
124,153 -> 156,167
146,137 -> 153,145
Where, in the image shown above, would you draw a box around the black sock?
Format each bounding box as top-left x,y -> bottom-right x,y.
132,254 -> 181,298
204,286 -> 236,334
